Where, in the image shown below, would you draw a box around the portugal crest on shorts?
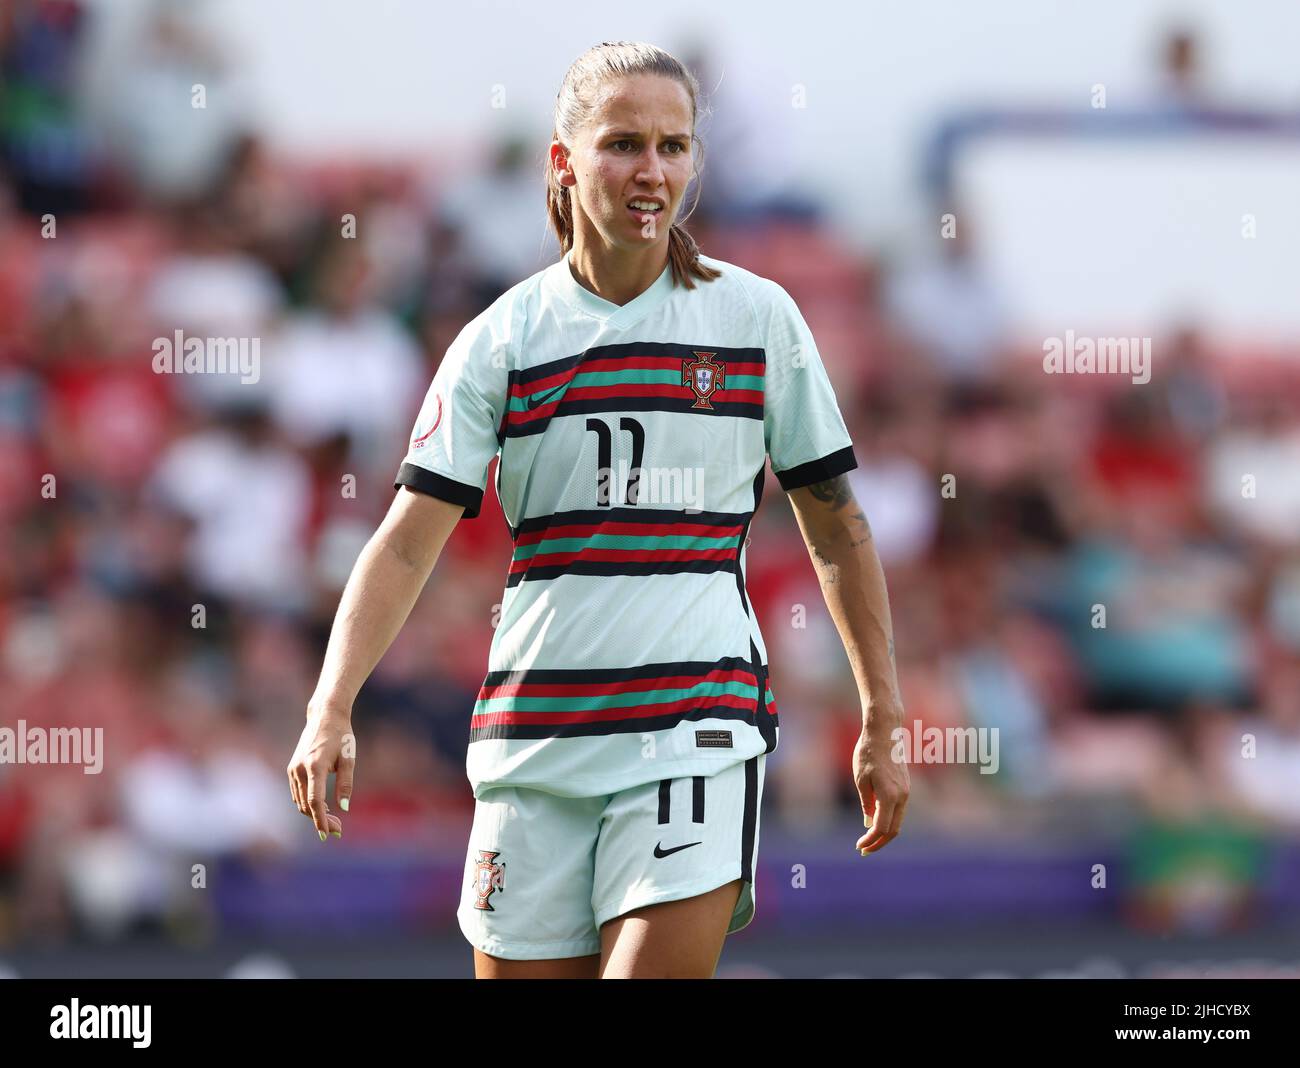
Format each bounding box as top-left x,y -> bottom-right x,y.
472,849 -> 507,911
682,351 -> 725,410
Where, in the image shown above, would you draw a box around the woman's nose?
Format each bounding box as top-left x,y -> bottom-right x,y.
636,151 -> 665,185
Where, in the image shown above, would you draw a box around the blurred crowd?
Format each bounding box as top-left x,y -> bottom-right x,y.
1,1 -> 1298,947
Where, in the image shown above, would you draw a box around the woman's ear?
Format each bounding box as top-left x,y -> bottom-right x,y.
550,141 -> 576,188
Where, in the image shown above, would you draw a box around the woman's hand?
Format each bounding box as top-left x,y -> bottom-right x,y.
853,717 -> 909,855
287,705 -> 356,841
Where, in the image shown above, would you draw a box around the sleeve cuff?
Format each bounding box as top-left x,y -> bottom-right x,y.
773,445 -> 859,492
394,462 -> 484,519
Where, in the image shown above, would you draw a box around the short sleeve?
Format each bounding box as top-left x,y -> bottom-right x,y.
759,280 -> 858,491
394,313 -> 508,519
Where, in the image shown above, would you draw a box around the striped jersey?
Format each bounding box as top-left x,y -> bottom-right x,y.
394,249 -> 857,799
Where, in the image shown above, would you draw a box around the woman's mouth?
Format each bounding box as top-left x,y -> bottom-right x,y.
627,198 -> 665,225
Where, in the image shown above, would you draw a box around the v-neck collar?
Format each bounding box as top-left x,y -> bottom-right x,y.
549,248 -> 674,330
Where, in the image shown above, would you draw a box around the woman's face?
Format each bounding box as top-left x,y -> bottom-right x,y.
554,73 -> 695,251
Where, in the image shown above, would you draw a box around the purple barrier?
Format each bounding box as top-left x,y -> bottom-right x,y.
212,832 -> 1300,934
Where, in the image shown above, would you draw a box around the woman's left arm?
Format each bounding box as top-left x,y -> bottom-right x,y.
787,473 -> 910,855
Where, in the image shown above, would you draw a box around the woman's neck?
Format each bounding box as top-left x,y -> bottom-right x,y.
567,238 -> 670,307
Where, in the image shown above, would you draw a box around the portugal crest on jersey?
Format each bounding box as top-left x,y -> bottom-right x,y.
682,352 -> 725,410
472,849 -> 507,910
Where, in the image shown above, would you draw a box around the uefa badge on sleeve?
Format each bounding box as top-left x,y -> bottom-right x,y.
682,352 -> 725,409
410,394 -> 443,449
472,849 -> 507,911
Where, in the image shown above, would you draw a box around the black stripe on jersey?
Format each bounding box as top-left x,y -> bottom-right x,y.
394,462 -> 484,519
506,504 -> 751,586
469,702 -> 765,742
506,558 -> 737,586
740,756 -> 758,885
512,348 -> 585,385
658,780 -> 671,825
512,505 -> 750,539
692,776 -> 705,823
512,341 -> 766,386
480,655 -> 757,689
734,465 -> 779,753
772,444 -> 859,492
731,467 -> 764,618
506,396 -> 763,437
750,641 -> 777,754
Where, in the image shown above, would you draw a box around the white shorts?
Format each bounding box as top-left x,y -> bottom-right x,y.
457,754 -> 765,960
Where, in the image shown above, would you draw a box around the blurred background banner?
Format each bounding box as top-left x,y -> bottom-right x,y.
1,0 -> 1299,978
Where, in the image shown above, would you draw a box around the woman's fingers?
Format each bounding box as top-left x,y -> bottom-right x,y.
288,715 -> 355,837
336,751 -> 355,813
289,763 -> 309,815
306,762 -> 329,834
859,798 -> 896,852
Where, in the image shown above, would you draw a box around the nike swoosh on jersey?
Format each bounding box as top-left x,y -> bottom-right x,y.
525,384 -> 565,410
653,841 -> 702,858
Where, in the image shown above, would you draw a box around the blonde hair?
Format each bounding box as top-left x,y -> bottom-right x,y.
546,41 -> 721,290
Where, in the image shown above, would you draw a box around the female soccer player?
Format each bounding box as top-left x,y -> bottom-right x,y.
288,41 -> 909,979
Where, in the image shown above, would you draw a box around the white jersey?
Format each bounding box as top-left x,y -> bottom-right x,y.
395,250 -> 857,799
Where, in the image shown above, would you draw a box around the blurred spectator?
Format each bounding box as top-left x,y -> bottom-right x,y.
0,0 -> 98,216
844,395 -> 939,568
401,214 -> 500,342
146,404 -> 313,613
1214,656 -> 1300,828
1089,388 -> 1198,513
104,2 -> 253,203
1206,392 -> 1300,550
1161,326 -> 1228,443
1060,494 -> 1253,714
1266,550 -> 1300,656
681,43 -> 822,226
431,134 -> 560,293
1151,26 -> 1208,111
884,211 -> 1009,383
265,239 -> 423,478
56,662 -> 301,939
942,557 -> 1057,801
206,133 -> 315,278
39,289 -> 177,494
146,199 -> 284,412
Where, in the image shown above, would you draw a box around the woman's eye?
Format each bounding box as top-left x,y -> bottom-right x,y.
613,140 -> 685,153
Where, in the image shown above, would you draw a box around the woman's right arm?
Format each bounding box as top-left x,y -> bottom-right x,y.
287,487 -> 466,838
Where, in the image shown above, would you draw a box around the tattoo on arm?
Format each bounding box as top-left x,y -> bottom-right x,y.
806,474 -> 854,510
804,475 -> 872,542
